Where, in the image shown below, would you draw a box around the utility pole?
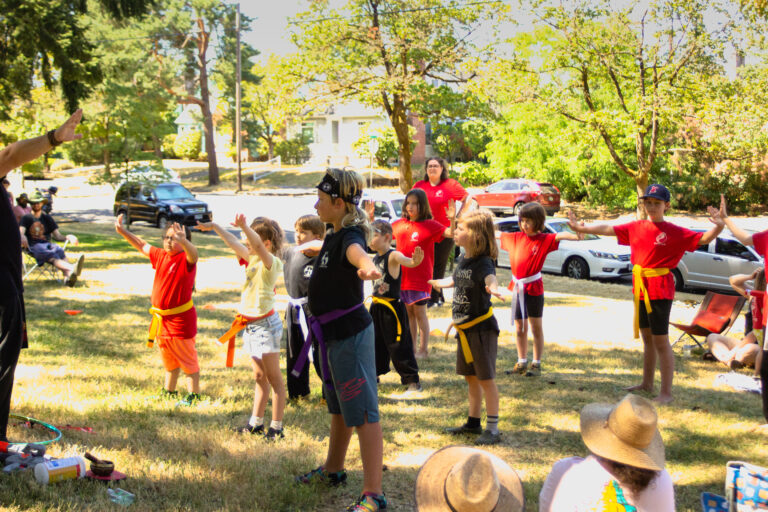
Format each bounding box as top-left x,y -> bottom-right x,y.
235,2 -> 243,192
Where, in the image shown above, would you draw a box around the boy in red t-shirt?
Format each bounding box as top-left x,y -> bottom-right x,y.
568,184 -> 724,404
500,202 -> 582,377
115,215 -> 201,405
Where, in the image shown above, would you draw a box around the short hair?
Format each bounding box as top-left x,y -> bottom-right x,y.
459,210 -> 497,259
295,214 -> 325,239
250,217 -> 284,255
519,202 -> 546,233
371,219 -> 392,237
423,157 -> 449,183
403,189 -> 433,222
165,224 -> 192,242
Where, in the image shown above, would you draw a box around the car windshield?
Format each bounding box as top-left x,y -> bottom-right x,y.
391,198 -> 403,217
155,185 -> 194,200
549,221 -> 598,240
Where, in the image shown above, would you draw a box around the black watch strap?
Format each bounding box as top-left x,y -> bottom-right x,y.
46,129 -> 62,147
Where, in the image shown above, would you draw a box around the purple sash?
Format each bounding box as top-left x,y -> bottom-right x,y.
291,303 -> 363,383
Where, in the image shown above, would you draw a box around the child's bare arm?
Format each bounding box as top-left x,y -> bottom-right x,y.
234,213 -> 274,270
699,203 -> 726,246
567,209 -> 615,236
555,231 -> 583,242
170,222 -> 198,265
296,239 -> 323,257
115,213 -> 151,256
392,246 -> 424,269
720,194 -> 754,246
443,199 -> 456,238
347,243 -> 382,281
729,270 -> 758,298
428,276 -> 454,290
196,221 -> 250,261
485,274 -> 506,301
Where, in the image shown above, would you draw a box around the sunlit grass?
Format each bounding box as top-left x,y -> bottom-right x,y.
3,224 -> 765,511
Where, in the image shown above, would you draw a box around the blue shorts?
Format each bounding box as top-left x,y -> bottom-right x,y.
28,242 -> 65,265
323,323 -> 379,427
242,311 -> 283,359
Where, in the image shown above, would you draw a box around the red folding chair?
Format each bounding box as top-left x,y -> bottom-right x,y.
670,291 -> 746,350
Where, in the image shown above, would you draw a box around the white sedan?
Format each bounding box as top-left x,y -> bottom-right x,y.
494,217 -> 632,280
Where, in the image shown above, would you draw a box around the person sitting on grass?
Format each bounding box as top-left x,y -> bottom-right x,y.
704,269 -> 765,373
115,214 -> 201,406
539,394 -> 675,511
19,190 -> 84,287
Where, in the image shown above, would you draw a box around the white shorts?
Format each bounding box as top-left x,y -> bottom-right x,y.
242,312 -> 283,359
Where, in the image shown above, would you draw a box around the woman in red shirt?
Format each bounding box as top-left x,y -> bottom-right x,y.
413,157 -> 471,307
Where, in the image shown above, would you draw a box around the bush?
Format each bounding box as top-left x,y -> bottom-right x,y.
173,131 -> 202,160
162,134 -> 177,158
449,162 -> 504,186
275,135 -> 311,165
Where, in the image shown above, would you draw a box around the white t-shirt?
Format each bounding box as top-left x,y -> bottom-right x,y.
539,455 -> 675,512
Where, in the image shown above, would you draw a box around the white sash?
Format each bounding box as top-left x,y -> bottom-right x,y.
510,272 -> 542,321
287,297 -> 309,342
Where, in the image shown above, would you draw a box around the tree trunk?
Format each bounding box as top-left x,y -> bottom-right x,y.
267,139 -> 274,161
152,134 -> 162,158
390,97 -> 412,193
635,172 -> 648,220
196,18 -> 219,186
103,120 -> 111,174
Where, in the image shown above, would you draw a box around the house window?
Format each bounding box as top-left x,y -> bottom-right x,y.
301,122 -> 314,143
425,122 -> 433,145
332,120 -> 339,144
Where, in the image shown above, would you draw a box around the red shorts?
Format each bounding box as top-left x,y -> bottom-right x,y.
156,336 -> 199,374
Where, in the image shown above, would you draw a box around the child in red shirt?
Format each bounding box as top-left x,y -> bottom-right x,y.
393,188 -> 455,358
501,202 -> 582,377
568,184 -> 723,404
115,215 -> 201,405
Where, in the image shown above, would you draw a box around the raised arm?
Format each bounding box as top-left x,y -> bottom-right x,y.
567,209 -> 616,236
347,243 -> 382,281
115,213 -> 151,256
719,195 -> 754,246
170,222 -> 198,265
196,221 -> 250,261
391,246 -> 424,269
555,231 -> 583,242
443,199 -> 457,238
729,270 -> 759,299
233,213 -> 273,269
698,204 -> 726,246
0,110 -> 83,178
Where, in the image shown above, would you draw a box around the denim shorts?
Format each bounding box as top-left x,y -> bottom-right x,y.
242,311 -> 283,359
29,242 -> 65,265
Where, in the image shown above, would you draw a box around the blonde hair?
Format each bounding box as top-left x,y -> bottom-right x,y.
326,168 -> 371,242
459,210 -> 497,259
249,217 -> 284,255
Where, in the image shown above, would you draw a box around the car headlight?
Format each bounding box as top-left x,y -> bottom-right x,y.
169,205 -> 184,214
589,250 -> 619,260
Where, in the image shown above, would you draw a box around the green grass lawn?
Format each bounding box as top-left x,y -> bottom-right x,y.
3,224 -> 766,511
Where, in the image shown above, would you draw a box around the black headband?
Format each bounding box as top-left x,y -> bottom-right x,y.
316,173 -> 362,206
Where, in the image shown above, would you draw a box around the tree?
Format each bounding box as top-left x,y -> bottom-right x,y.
291,0 -> 506,192
493,0 -> 735,217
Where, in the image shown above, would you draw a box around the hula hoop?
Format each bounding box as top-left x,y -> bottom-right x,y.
7,413 -> 62,445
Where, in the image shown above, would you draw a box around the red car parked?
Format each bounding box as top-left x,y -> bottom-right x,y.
473,178 -> 560,216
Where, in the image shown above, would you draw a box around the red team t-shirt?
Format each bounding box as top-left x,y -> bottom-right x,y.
500,232 -> 559,296
149,246 -> 197,338
751,230 -> 768,325
613,220 -> 702,300
392,218 -> 445,292
750,289 -> 766,329
413,179 -> 468,228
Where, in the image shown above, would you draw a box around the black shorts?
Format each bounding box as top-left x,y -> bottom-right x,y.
638,299 -> 673,335
456,329 -> 498,381
513,294 -> 545,320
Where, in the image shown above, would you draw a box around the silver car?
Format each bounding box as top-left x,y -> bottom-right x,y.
494,217 -> 632,280
674,232 -> 763,291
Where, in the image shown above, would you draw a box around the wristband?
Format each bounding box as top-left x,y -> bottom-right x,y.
46,129 -> 62,147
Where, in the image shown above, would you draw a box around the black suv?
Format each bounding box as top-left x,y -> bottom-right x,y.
114,182 -> 212,229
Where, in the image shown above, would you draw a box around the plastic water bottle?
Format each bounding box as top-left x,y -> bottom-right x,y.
107,488 -> 135,506
683,344 -> 693,357
34,456 -> 86,484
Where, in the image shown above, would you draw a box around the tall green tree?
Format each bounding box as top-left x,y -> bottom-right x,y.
291,0 -> 506,192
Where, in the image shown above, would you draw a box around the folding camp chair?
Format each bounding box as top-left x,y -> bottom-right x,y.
701,460 -> 768,511
670,291 -> 745,350
22,240 -> 69,283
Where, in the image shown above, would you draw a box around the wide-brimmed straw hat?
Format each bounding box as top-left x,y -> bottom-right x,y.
414,446 -> 524,512
27,190 -> 48,204
580,393 -> 665,471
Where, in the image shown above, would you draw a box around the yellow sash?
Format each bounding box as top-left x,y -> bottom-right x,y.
632,265 -> 670,338
446,308 -> 494,364
369,296 -> 401,342
147,299 -> 194,347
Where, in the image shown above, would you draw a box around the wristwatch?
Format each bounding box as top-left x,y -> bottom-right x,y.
46,129 -> 62,147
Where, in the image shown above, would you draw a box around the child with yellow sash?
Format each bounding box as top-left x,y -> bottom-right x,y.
115,215 -> 201,406
568,184 -> 724,404
429,210 -> 505,445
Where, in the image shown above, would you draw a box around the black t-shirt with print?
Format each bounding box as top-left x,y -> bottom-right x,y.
308,226 -> 372,341
19,213 -> 57,246
452,254 -> 499,333
284,247 -> 315,299
0,187 -> 22,300
372,250 -> 400,300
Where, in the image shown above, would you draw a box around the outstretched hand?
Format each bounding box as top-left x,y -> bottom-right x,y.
196,221 -> 215,232
115,213 -> 126,233
357,267 -> 382,281
412,246 -> 425,266
54,109 -> 84,143
486,283 -> 509,301
719,194 -> 728,218
428,279 -> 442,291
231,213 -> 248,230
446,199 -> 456,220
169,222 -> 186,243
363,199 -> 375,221
567,209 -> 584,232
706,205 -> 725,227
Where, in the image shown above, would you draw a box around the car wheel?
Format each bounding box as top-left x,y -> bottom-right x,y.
157,214 -> 168,230
671,268 -> 684,291
564,256 -> 589,280
513,202 -> 524,215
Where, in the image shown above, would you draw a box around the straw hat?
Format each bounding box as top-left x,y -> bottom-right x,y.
414,446 -> 524,512
580,393 -> 665,471
27,190 -> 47,204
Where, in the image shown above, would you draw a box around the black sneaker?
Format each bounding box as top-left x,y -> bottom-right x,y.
295,465 -> 347,486
157,388 -> 179,399
346,493 -> 387,511
525,362 -> 541,377
264,427 -> 284,441
175,392 -> 201,407
445,423 -> 483,435
234,424 -> 264,435
475,429 -> 501,445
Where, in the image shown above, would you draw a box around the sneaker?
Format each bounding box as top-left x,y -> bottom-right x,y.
175,392 -> 201,407
74,254 -> 85,277
505,361 -> 527,375
445,423 -> 482,435
233,424 -> 264,435
346,493 -> 387,512
65,272 -> 77,287
264,427 -> 284,441
157,388 -> 179,399
729,359 -> 744,370
475,429 -> 501,446
295,466 -> 347,487
525,363 -> 541,377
